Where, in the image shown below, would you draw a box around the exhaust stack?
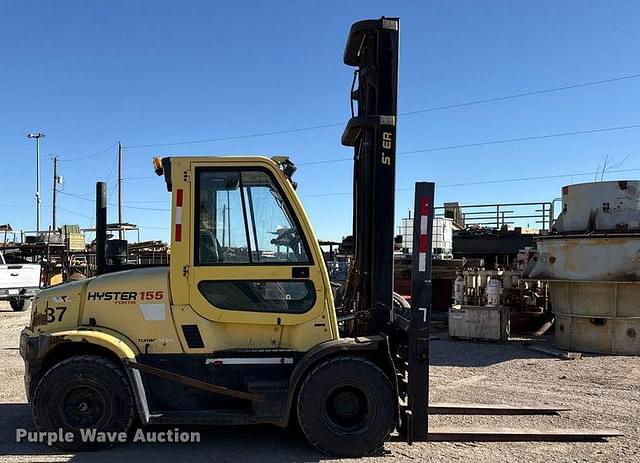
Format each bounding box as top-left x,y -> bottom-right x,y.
95,182 -> 107,275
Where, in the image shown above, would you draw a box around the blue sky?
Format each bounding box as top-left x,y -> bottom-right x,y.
1,1 -> 639,242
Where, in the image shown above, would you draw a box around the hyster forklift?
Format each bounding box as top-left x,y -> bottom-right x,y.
20,18 -> 619,457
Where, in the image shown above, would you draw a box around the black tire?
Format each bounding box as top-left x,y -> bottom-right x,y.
9,298 -> 26,311
32,355 -> 135,451
297,356 -> 394,457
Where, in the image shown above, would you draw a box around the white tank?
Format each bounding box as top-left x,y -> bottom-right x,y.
400,216 -> 453,258
486,278 -> 502,306
453,274 -> 465,305
432,217 -> 453,258
554,180 -> 640,233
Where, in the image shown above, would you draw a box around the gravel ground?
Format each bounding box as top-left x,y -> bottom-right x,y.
0,303 -> 638,462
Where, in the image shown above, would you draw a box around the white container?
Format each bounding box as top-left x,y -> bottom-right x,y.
453,274 -> 465,305
400,216 -> 453,257
486,278 -> 502,306
449,305 -> 509,342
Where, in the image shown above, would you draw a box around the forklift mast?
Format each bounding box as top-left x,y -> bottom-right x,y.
342,17 -> 434,443
341,17 -> 400,336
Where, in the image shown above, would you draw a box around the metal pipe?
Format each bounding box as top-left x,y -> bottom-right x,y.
96,182 -> 107,275
117,143 -> 123,240
36,137 -> 40,234
52,155 -> 58,230
27,132 -> 45,234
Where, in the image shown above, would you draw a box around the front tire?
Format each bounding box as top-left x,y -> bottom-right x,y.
10,298 -> 26,311
32,355 -> 135,451
297,356 -> 394,457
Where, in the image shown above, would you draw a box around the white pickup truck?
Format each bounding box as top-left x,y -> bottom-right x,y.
0,252 -> 41,311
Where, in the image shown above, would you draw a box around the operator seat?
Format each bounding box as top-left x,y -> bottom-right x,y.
199,230 -> 224,263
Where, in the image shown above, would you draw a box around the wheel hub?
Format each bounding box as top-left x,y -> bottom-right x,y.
61,386 -> 107,429
324,385 -> 371,434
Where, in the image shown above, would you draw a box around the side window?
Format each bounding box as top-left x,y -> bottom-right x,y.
198,280 -> 316,313
195,169 -> 310,265
242,171 -> 308,263
197,171 -> 249,264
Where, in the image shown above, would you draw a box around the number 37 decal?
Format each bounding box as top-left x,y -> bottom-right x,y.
46,306 -> 67,323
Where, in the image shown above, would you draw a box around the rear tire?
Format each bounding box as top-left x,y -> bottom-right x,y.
297,356 -> 394,457
10,298 -> 26,311
32,355 -> 135,451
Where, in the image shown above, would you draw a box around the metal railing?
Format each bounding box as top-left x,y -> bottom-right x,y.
435,201 -> 555,231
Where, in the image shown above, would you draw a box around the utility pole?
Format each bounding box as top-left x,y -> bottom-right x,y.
51,155 -> 58,230
27,132 -> 45,235
117,142 -> 124,240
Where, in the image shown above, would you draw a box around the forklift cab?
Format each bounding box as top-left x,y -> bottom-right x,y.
162,155 -> 339,352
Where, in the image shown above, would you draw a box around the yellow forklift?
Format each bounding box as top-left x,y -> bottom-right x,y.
19,17 -> 619,456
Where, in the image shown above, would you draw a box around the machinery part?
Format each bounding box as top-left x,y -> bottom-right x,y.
32,354 -> 135,451
392,292 -> 410,310
10,297 -> 27,311
453,273 -> 465,305
428,402 -> 569,415
551,280 -> 640,355
296,356 -> 394,457
341,17 -> 399,336
105,239 -> 128,266
95,182 -> 107,275
124,359 -> 262,402
532,234 -> 640,281
427,427 -> 623,442
554,180 -> 640,233
486,278 -> 502,307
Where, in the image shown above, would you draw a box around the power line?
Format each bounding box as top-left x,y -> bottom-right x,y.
401,73 -> 640,116
105,152 -> 119,183
58,143 -> 118,162
56,205 -> 94,220
301,167 -> 640,198
127,123 -> 344,149
4,72 -> 639,160
124,199 -> 167,204
57,190 -> 170,211
125,72 -> 640,149
297,123 -> 640,166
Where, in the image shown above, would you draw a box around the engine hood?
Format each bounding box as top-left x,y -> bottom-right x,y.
83,266 -> 170,312
31,267 -> 170,334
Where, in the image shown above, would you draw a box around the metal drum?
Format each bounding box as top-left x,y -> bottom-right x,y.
551,280 -> 640,355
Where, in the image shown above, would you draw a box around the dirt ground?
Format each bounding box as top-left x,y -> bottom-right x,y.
0,302 -> 638,462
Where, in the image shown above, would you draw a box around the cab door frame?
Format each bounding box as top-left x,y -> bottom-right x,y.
186,158 -> 329,329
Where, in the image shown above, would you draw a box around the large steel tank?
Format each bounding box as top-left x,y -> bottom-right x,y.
529,180 -> 640,355
551,280 -> 640,355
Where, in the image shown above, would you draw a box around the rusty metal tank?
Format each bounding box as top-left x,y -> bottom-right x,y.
529,180 -> 640,355
529,234 -> 640,281
551,280 -> 640,355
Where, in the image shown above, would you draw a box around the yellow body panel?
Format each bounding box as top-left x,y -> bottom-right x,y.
48,328 -> 139,360
28,155 -> 339,357
81,267 -> 181,354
